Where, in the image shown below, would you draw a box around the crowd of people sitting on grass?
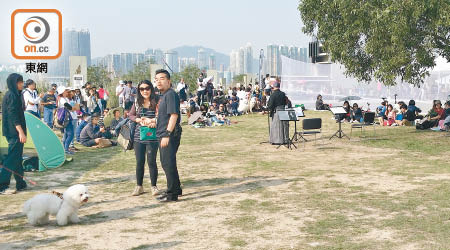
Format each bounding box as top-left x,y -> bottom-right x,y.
20,79 -> 136,155
181,73 -> 291,127
316,93 -> 450,131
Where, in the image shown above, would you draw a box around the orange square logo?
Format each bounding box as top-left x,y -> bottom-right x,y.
11,9 -> 62,59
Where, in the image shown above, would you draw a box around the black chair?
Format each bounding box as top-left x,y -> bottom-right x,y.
350,112 -> 376,137
301,118 -> 322,147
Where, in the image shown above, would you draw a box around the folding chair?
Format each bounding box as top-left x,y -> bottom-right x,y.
301,118 -> 322,147
350,112 -> 376,137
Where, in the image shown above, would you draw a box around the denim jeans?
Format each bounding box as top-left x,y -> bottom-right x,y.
0,137 -> 27,191
62,122 -> 74,152
70,119 -> 78,147
26,110 -> 40,118
43,107 -> 54,128
76,121 -> 87,142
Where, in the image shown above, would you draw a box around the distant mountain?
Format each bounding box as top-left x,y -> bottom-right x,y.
170,45 -> 230,70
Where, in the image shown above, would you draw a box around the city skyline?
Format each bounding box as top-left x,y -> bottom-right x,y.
0,0 -> 309,65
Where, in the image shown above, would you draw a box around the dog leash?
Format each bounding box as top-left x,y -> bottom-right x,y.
0,164 -> 37,185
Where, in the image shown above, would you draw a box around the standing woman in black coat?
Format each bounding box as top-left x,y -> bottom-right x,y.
0,73 -> 28,194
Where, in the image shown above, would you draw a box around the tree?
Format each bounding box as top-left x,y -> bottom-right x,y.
233,74 -> 246,84
171,64 -> 201,95
122,60 -> 154,84
299,0 -> 450,86
87,65 -> 111,87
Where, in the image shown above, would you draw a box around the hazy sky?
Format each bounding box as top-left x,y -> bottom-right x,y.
0,0 -> 310,63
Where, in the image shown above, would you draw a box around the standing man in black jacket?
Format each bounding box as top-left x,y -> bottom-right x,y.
154,69 -> 182,202
0,73 -> 28,194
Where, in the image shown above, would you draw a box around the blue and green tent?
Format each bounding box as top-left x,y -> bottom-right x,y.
24,112 -> 66,171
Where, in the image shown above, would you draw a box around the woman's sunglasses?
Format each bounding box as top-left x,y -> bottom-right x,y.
139,87 -> 151,91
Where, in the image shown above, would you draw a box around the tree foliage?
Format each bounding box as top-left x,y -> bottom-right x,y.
172,64 -> 201,95
299,0 -> 450,86
87,65 -> 111,87
122,60 -> 153,84
233,74 -> 246,84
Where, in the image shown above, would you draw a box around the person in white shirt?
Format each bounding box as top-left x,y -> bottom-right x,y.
196,73 -> 206,105
22,79 -> 43,118
236,86 -> 247,101
116,80 -> 126,108
176,78 -> 187,103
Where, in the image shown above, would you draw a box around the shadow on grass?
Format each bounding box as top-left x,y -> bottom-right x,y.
0,236 -> 69,249
182,176 -> 292,201
130,241 -> 184,250
79,203 -> 162,225
0,211 -> 23,221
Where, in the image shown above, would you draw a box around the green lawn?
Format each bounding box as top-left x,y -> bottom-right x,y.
0,111 -> 449,249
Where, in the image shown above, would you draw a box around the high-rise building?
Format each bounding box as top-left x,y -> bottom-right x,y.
223,70 -> 232,84
237,47 -> 245,75
132,53 -> 145,66
289,46 -> 299,60
120,53 -> 133,74
280,45 -> 289,58
208,54 -> 216,70
164,50 -> 179,73
299,48 -> 308,62
230,49 -> 237,74
106,54 -> 121,75
197,49 -> 208,70
266,44 -> 280,76
49,28 -> 91,77
244,43 -> 253,74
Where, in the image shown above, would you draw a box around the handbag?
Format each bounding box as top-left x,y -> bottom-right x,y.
117,118 -> 135,151
140,126 -> 157,141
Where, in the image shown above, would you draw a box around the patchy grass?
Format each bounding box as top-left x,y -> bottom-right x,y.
1,112 -> 450,249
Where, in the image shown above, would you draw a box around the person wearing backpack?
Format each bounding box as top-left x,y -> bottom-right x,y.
57,86 -> 75,155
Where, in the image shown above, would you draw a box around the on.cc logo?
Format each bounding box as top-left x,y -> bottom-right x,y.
11,9 -> 62,60
23,16 -> 50,44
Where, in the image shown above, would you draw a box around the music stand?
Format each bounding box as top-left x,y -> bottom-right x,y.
289,107 -> 307,145
277,110 -> 297,149
329,107 -> 350,140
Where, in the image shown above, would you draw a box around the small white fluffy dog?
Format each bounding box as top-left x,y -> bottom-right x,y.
23,184 -> 89,226
238,98 -> 250,114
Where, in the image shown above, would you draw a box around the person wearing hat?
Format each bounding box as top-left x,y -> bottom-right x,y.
41,87 -> 57,128
22,79 -> 44,118
116,80 -> 126,108
267,80 -> 288,145
57,86 -> 76,155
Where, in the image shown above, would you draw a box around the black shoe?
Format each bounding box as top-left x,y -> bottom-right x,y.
156,194 -> 178,202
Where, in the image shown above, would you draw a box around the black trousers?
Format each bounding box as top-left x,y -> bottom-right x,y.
0,137 -> 27,191
159,132 -> 182,200
134,141 -> 159,186
197,90 -> 205,105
